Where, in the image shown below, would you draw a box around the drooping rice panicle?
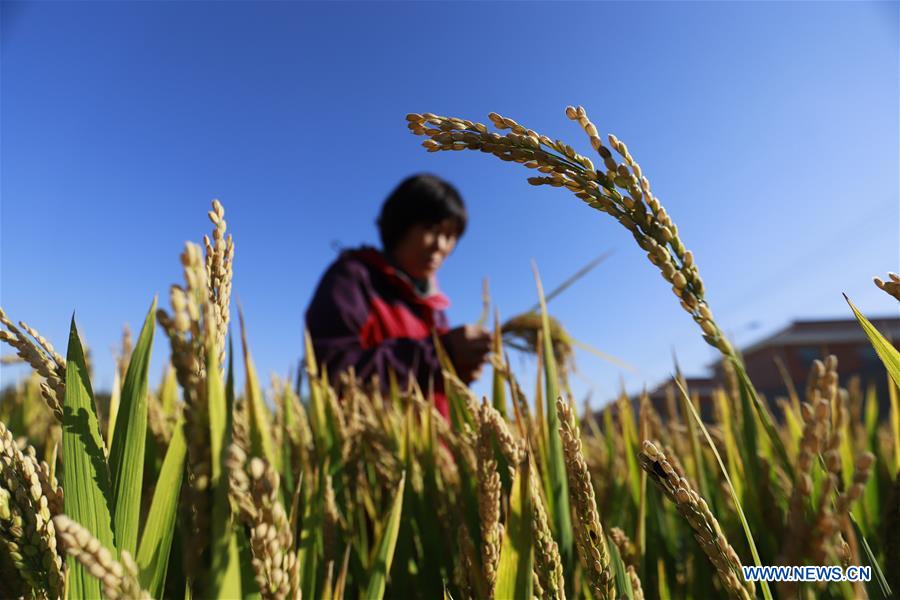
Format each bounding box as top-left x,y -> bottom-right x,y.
489,353 -> 541,455
0,309 -> 65,421
835,451 -> 875,515
53,514 -> 151,600
407,109 -> 733,357
502,311 -> 575,373
480,401 -> 524,467
0,422 -> 64,599
639,440 -> 753,600
227,445 -> 299,600
627,565 -> 645,600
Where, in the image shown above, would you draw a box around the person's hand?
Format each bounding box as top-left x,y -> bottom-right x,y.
440,324 -> 492,384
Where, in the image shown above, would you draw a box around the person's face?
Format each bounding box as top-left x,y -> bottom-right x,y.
390,218 -> 458,280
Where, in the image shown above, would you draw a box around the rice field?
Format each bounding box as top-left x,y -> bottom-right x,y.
0,107 -> 897,599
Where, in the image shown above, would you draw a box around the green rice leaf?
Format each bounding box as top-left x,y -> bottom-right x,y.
656,557 -> 671,600
432,331 -> 475,431
108,297 -> 157,556
731,357 -> 795,481
532,262 -> 573,569
849,511 -> 893,598
298,470 -> 322,600
847,295 -> 900,475
890,376 -> 900,477
62,316 -> 116,599
678,385 -> 712,507
365,472 -> 406,600
619,392 -> 642,507
782,399 -> 803,462
607,532 -> 633,599
714,390 -> 744,503
491,313 -> 508,419
494,459 -> 533,600
137,416 -> 187,598
238,523 -> 263,600
304,330 -> 333,451
106,368 -> 121,448
847,295 -> 900,388
279,382 -> 296,504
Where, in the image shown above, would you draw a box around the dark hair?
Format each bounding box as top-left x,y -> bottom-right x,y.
377,173 -> 467,253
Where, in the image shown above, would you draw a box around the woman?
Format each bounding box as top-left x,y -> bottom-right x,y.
305,173 -> 491,419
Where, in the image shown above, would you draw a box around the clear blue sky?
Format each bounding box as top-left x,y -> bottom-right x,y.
2,1 -> 898,407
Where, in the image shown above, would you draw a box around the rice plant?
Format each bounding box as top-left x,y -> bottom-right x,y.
0,107 -> 896,599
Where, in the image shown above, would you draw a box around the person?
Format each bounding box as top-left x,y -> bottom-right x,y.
304,173 -> 492,419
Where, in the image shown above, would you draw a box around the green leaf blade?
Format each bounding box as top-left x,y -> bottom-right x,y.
136,417 -> 187,598
847,295 -> 900,390
532,263 -> 573,569
495,459 -> 533,600
207,337 -> 242,599
365,472 -> 407,600
108,297 -> 157,556
62,316 -> 116,599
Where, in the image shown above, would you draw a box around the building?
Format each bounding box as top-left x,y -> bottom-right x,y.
711,316 -> 900,412
616,316 -> 900,423
642,376 -> 718,421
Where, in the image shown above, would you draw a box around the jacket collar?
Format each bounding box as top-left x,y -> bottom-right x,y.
348,246 -> 451,311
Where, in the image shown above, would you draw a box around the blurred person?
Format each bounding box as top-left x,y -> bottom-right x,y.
305,173 -> 491,420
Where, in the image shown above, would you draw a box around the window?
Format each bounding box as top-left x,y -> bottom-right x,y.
796,346 -> 820,368
856,345 -> 879,367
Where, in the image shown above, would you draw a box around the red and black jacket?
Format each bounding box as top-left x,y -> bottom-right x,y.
305,246 -> 451,418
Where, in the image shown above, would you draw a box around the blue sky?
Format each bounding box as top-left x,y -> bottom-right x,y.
1,1 -> 898,407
